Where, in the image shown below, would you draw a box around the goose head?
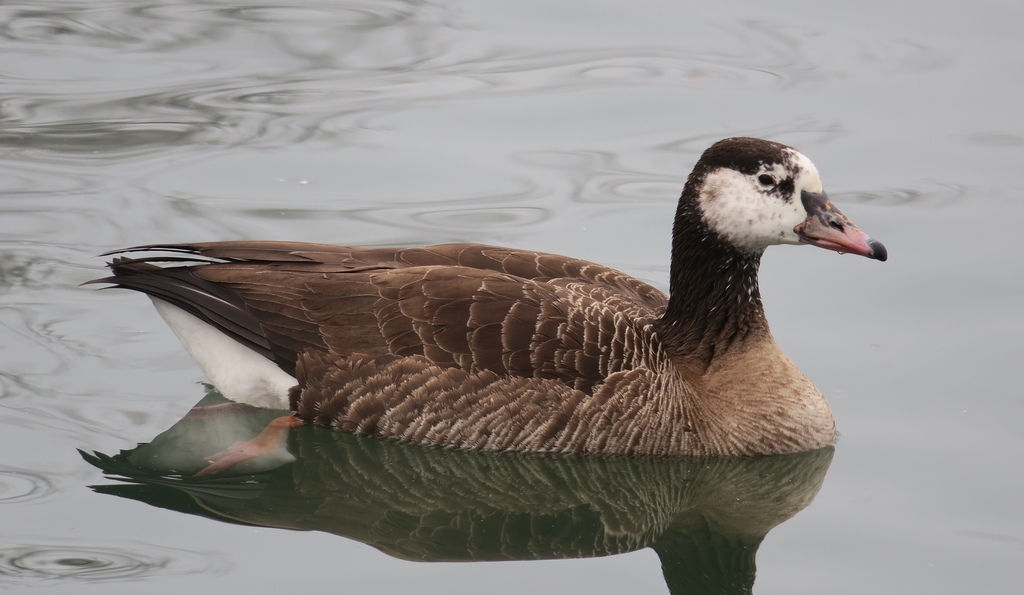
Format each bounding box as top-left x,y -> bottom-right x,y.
689,137 -> 887,261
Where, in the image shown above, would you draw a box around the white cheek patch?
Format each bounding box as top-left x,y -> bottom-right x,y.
697,168 -> 808,253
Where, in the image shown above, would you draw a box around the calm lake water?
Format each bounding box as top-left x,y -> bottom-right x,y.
2,1 -> 1022,593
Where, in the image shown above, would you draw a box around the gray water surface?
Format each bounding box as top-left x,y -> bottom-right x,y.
1,1 -> 1022,593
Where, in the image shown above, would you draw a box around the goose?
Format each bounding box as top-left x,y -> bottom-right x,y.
94,137 -> 886,459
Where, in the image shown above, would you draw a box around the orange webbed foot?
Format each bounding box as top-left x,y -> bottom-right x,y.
194,416 -> 305,477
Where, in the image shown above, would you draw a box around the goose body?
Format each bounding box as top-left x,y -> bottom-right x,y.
96,137 -> 886,457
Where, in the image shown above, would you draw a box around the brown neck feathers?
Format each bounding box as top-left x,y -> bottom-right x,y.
655,189 -> 769,366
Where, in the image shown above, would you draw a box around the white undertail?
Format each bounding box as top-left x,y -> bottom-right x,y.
151,298 -> 295,409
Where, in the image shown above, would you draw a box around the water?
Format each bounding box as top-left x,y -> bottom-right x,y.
1,0 -> 1021,593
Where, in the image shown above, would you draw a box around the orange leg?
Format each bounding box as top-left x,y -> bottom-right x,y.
195,415 -> 305,477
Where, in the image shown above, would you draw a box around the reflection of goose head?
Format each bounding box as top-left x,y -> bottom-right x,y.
84,393 -> 834,593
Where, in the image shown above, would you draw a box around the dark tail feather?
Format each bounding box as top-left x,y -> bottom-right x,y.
88,257 -> 281,368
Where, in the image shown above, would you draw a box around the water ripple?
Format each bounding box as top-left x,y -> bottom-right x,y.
411,206 -> 550,230
0,4 -> 216,49
587,175 -> 682,204
0,248 -> 59,294
0,469 -> 55,504
954,132 -> 1024,148
513,149 -> 684,205
225,181 -> 548,240
858,38 -> 951,75
0,543 -> 225,584
221,2 -> 417,28
0,120 -> 205,155
836,184 -> 968,208
0,2 -> 418,50
0,9 -> 858,163
0,162 -> 93,196
656,120 -> 847,157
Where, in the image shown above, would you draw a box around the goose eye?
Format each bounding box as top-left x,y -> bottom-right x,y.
757,174 -> 776,187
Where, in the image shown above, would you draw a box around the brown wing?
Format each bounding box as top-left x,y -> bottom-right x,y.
99,241 -> 668,393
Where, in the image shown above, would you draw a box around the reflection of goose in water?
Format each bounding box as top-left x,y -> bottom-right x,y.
83,391 -> 834,594
91,138 -> 885,460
